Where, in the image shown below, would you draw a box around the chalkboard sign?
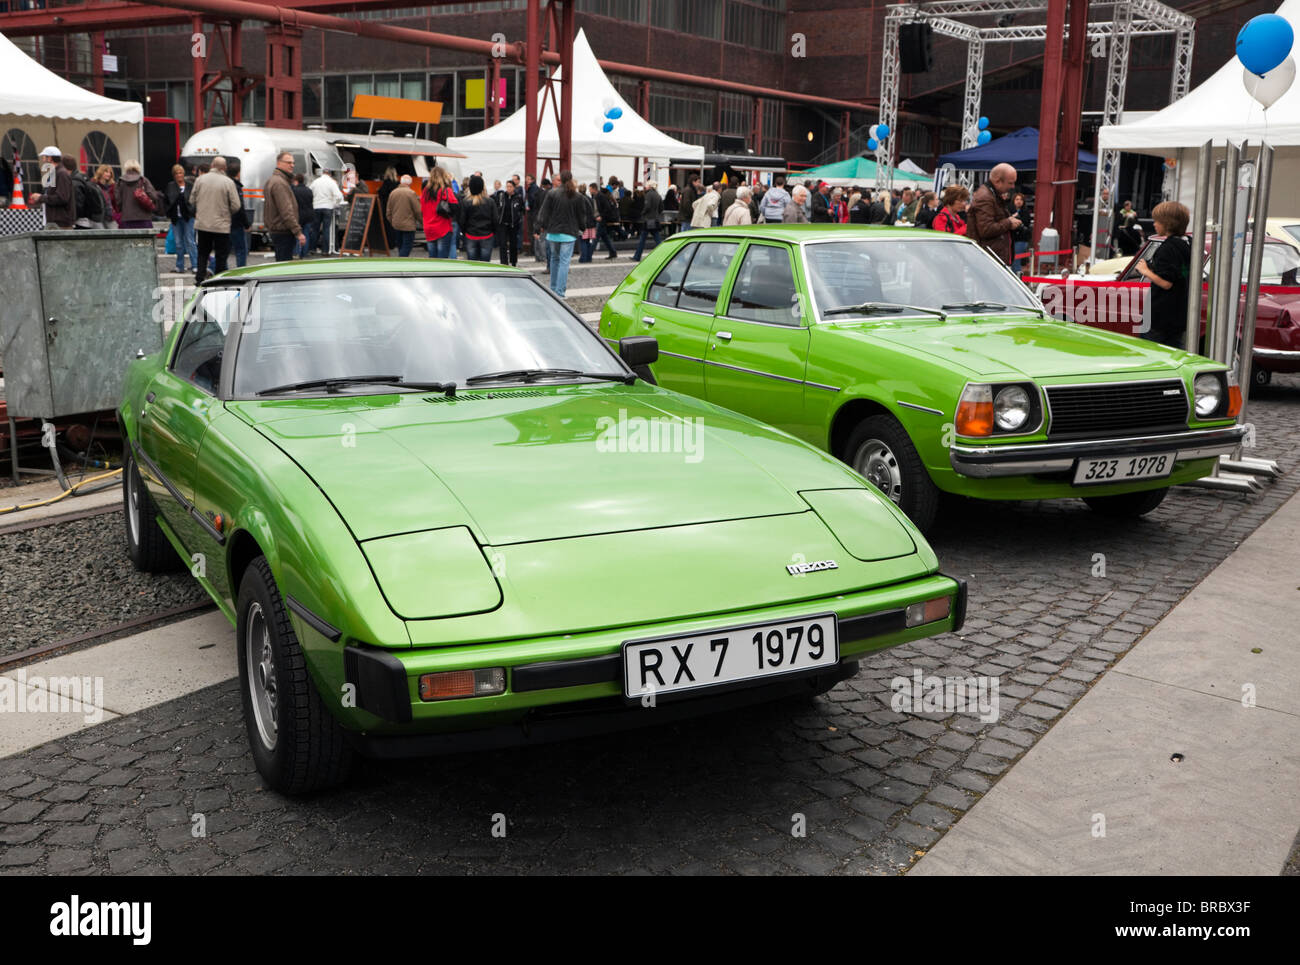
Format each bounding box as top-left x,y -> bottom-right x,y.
340,193 -> 390,256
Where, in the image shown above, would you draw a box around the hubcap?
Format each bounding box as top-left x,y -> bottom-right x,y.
126,465 -> 140,546
245,602 -> 278,751
855,440 -> 904,504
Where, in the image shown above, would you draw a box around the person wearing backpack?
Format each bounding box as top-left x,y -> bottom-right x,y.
68,157 -> 106,229
115,160 -> 163,229
761,175 -> 791,223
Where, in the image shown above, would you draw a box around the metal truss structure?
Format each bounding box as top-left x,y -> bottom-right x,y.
877,0 -> 1195,193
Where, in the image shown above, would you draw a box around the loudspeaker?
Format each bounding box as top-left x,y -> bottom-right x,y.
899,23 -> 933,73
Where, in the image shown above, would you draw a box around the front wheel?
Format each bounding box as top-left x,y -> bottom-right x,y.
237,556 -> 355,794
843,415 -> 940,532
1083,487 -> 1168,517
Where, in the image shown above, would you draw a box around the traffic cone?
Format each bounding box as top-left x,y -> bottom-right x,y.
11,168 -> 27,209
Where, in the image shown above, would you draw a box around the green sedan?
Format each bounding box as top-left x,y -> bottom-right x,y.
600,225 -> 1247,531
120,258 -> 964,793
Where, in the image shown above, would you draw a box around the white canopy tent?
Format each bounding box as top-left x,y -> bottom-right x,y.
0,30 -> 144,181
447,29 -> 704,186
1097,0 -> 1300,216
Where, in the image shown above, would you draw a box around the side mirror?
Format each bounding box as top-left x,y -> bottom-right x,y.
618,336 -> 658,368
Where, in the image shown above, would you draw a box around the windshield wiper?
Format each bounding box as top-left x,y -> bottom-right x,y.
941,300 -> 1046,318
464,368 -> 634,386
256,375 -> 457,397
823,302 -> 948,321
256,374 -> 403,396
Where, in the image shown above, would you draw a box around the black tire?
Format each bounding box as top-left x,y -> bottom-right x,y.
1252,367 -> 1272,390
237,556 -> 355,794
122,449 -> 181,573
1083,487 -> 1169,517
843,414 -> 940,533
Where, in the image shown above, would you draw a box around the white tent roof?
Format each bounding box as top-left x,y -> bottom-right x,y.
0,31 -> 143,124
447,29 -> 703,183
1099,0 -> 1300,152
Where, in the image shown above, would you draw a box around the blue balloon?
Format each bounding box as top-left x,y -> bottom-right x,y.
875,123 -> 890,138
602,121 -> 614,132
867,138 -> 879,152
978,116 -> 989,130
977,130 -> 992,145
605,107 -> 623,120
1237,14 -> 1294,77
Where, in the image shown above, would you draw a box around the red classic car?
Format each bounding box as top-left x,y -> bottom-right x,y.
1028,236 -> 1300,387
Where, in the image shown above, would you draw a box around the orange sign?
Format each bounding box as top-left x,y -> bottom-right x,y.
351,95 -> 443,125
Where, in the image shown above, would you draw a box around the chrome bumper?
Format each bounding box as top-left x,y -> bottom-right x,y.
949,425 -> 1247,479
1253,347 -> 1300,359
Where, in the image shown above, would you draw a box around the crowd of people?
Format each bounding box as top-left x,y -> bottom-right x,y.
14,146 -> 1190,320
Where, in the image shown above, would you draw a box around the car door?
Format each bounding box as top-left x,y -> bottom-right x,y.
704,241 -> 810,435
138,287 -> 242,556
640,240 -> 739,395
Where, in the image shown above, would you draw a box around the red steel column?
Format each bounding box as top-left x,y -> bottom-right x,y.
192,15 -> 205,130
91,30 -> 105,95
229,20 -> 243,124
487,55 -> 501,126
557,0 -> 573,174
1034,0 -> 1088,252
525,0 -> 539,184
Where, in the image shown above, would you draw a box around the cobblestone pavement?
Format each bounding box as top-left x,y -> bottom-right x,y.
2,377 -> 1297,875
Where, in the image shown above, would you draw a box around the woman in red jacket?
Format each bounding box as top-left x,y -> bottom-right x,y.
421,166 -> 459,259
931,184 -> 969,235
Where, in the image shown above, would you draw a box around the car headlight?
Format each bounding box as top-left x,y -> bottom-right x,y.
993,386 -> 1031,431
1194,372 -> 1224,418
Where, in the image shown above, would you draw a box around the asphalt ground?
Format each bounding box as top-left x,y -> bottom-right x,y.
1,375 -> 1297,875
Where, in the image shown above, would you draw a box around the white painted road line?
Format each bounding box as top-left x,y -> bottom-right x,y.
913,489 -> 1300,876
0,611 -> 235,758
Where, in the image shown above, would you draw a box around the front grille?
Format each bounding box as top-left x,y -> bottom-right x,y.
1045,380 -> 1188,439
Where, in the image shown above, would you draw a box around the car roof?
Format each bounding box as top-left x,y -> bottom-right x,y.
666,224 -> 970,244
210,257 -> 527,282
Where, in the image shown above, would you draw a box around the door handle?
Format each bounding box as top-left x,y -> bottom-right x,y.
641,315 -> 655,326
715,331 -> 733,341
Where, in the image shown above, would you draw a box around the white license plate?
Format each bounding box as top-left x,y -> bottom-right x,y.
1073,452 -> 1175,485
623,613 -> 839,700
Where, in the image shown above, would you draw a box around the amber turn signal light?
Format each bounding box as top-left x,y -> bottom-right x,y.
955,384 -> 994,437
905,595 -> 952,627
418,667 -> 506,701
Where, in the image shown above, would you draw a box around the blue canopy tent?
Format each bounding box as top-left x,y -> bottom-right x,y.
937,127 -> 1097,173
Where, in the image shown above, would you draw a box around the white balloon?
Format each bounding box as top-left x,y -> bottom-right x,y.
1243,55 -> 1295,109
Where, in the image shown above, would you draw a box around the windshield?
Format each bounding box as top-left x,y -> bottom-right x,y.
231,274 -> 622,396
804,240 -> 1034,319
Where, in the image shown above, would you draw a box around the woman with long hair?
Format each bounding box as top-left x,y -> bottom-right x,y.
931,184 -> 969,235
377,165 -> 400,248
914,191 -> 940,230
94,165 -> 120,228
534,170 -> 593,297
421,166 -> 459,259
457,174 -> 499,262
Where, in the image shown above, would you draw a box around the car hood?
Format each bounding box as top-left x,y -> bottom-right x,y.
229,385 -> 860,545
855,316 -> 1185,378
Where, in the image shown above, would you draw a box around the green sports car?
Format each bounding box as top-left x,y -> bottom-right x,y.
599,225 -> 1247,531
120,258 -> 964,793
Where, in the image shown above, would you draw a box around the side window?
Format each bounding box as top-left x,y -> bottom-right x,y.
646,243 -> 695,307
172,288 -> 241,394
726,244 -> 801,326
676,242 -> 739,313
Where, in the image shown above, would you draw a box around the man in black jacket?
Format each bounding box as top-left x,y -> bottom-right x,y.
291,174 -> 315,257
811,181 -> 833,223
594,185 -> 619,259
632,181 -> 663,262
227,157 -> 250,268
494,177 -> 525,265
